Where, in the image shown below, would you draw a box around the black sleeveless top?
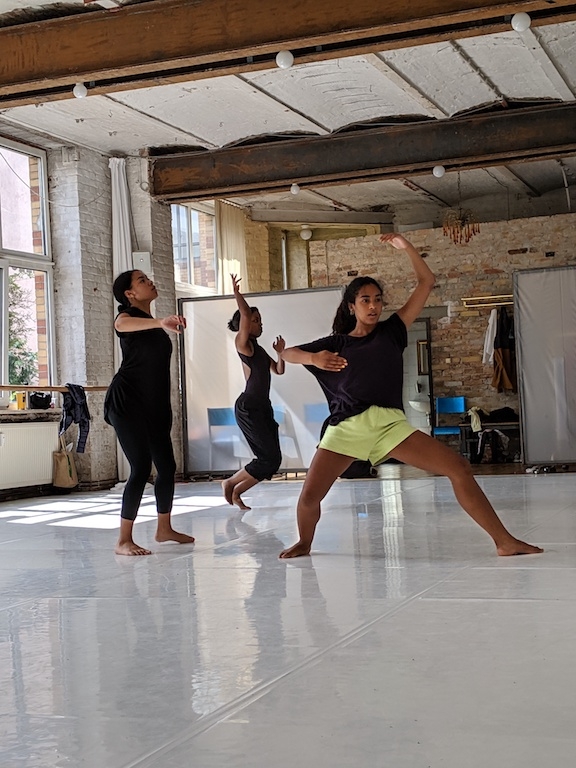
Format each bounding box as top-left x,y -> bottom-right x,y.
104,306 -> 173,426
237,338 -> 272,404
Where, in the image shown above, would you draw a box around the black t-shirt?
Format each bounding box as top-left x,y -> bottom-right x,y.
299,313 -> 407,425
104,307 -> 173,425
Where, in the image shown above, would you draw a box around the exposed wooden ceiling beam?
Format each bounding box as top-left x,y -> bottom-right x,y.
449,41 -> 506,103
401,179 -> 451,207
149,102 -> 576,201
1,0 -> 576,107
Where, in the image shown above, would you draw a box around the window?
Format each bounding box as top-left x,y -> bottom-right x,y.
0,139 -> 53,387
0,145 -> 48,257
171,203 -> 217,290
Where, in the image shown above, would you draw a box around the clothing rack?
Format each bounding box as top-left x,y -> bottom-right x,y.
461,294 -> 513,309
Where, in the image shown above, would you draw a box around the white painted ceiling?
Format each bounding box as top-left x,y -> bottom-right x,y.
1,2 -> 576,229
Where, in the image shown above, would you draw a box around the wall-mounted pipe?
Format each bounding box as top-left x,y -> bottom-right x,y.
281,230 -> 288,290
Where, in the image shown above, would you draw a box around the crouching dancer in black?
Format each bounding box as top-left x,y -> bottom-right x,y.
222,274 -> 285,510
104,270 -> 195,556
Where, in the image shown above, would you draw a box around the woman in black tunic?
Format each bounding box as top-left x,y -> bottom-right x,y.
222,274 -> 285,510
104,269 -> 195,556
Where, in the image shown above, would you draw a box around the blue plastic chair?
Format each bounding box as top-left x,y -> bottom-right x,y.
432,396 -> 466,436
207,407 -> 236,427
207,407 -> 248,469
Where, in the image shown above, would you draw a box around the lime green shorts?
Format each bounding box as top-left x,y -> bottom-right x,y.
318,406 -> 417,465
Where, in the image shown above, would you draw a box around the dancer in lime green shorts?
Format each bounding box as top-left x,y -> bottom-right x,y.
279,234 -> 543,560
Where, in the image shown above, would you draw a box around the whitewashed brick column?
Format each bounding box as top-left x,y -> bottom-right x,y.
286,232 -> 311,289
48,146 -> 117,486
126,158 -> 184,476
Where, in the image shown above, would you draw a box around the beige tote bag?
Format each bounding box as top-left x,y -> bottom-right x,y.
53,435 -> 79,489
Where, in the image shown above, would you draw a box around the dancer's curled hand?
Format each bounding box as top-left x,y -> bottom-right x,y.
161,315 -> 187,333
273,335 -> 285,355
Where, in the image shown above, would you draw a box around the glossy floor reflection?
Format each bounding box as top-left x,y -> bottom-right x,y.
0,472 -> 574,768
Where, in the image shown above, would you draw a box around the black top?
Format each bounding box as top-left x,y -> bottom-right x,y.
104,306 -> 173,426
238,338 -> 272,405
298,313 -> 407,425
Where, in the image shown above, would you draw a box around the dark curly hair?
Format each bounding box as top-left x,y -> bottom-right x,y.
227,306 -> 259,332
332,277 -> 383,334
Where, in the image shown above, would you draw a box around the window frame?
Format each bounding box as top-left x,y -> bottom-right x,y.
171,201 -> 218,295
0,138 -> 54,387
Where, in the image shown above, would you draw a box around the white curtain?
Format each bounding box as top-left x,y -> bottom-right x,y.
215,200 -> 249,294
109,157 -> 133,481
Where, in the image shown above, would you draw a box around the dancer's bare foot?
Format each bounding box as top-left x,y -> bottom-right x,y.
279,541 -> 311,559
155,528 -> 195,544
496,537 -> 543,556
232,493 -> 251,511
222,478 -> 234,505
115,540 -> 152,556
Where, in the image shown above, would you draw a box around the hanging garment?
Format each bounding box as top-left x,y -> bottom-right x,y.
482,308 -> 498,364
491,307 -> 517,392
467,407 -> 484,433
59,383 -> 91,453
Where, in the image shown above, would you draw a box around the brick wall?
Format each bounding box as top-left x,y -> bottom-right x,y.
309,213 -> 576,413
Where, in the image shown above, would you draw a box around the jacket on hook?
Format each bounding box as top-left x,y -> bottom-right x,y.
59,383 -> 91,453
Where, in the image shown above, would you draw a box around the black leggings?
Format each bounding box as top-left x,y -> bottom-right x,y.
235,395 -> 282,481
108,411 -> 176,521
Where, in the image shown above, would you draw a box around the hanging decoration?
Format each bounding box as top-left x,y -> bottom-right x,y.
442,172 -> 481,245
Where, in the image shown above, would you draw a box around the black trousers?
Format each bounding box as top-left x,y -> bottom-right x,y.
475,429 -> 507,464
107,411 -> 176,521
234,395 -> 282,481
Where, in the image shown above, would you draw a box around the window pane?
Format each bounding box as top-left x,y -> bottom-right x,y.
171,205 -> 191,283
8,267 -> 50,385
171,205 -> 217,289
0,148 -> 46,255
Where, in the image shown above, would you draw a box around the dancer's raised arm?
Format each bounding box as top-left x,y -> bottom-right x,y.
231,273 -> 255,355
379,233 -> 436,329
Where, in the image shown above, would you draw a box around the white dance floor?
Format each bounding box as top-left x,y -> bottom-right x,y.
0,472 -> 574,768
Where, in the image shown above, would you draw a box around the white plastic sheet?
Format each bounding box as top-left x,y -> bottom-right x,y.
180,288 -> 342,474
515,266 -> 576,463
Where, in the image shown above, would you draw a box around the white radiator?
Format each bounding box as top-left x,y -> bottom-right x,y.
0,422 -> 60,489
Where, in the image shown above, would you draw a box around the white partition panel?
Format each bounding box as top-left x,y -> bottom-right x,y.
180,288 -> 342,474
515,266 -> 576,464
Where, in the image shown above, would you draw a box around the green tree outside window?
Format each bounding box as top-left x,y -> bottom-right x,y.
8,269 -> 38,385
